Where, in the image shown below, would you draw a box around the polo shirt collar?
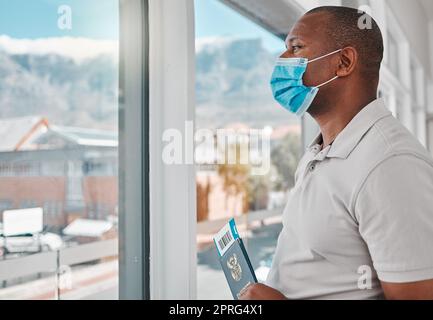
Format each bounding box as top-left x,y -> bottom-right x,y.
308,98 -> 392,159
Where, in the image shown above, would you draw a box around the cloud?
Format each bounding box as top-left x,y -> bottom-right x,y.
0,35 -> 118,63
195,36 -> 244,53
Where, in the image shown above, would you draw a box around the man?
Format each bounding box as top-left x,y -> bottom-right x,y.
240,6 -> 433,300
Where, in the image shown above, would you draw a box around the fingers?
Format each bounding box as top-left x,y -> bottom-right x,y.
238,283 -> 256,300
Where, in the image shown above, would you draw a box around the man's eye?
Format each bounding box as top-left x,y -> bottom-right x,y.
292,45 -> 302,52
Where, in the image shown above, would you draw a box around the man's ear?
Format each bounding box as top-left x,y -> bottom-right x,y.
336,47 -> 358,77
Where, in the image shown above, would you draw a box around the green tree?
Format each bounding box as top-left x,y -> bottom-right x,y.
217,143 -> 251,213
271,133 -> 301,191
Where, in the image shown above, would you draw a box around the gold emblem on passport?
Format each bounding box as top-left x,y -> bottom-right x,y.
227,253 -> 242,282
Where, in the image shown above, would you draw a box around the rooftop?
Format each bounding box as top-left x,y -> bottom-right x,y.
0,116 -> 117,152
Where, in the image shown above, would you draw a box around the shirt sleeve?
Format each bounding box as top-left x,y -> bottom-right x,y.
355,153 -> 433,283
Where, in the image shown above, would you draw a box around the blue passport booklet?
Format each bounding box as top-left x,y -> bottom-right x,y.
214,218 -> 257,300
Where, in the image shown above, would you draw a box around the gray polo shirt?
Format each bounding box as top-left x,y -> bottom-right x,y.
265,98 -> 433,299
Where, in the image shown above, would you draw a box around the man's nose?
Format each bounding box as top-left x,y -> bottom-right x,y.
279,50 -> 292,59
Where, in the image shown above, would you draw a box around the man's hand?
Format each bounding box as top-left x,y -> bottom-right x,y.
381,279 -> 433,300
238,283 -> 288,300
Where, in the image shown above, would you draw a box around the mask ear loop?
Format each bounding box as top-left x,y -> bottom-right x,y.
316,75 -> 339,88
308,49 -> 342,88
307,49 -> 342,64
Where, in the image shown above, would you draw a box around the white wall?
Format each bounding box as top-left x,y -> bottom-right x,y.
293,0 -> 341,11
386,0 -> 431,80
428,117 -> 433,151
428,22 -> 433,114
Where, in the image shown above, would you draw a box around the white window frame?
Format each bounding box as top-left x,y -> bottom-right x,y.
148,0 -> 197,299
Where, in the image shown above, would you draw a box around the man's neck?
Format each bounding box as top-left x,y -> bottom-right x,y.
312,95 -> 377,148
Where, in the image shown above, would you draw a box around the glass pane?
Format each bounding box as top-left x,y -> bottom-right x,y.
195,0 -> 301,299
0,0 -> 119,299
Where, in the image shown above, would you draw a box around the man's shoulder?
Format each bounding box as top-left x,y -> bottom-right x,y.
341,113 -> 433,194
356,113 -> 432,165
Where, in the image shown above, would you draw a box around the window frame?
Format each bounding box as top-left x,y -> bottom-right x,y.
118,0 -> 150,300
148,0 -> 197,299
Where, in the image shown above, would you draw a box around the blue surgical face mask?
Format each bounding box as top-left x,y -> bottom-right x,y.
270,49 -> 342,117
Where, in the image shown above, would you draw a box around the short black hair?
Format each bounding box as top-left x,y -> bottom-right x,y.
306,6 -> 384,79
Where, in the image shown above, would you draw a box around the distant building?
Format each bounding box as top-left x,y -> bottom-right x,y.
196,171 -> 246,222
195,123 -> 301,222
0,117 -> 118,231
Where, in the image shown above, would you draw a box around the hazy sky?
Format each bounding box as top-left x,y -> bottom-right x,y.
0,0 -> 118,39
0,0 -> 283,52
195,0 -> 284,53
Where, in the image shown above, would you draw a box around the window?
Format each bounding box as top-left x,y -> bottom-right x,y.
0,200 -> 12,213
0,0 -> 119,299
341,0 -> 370,9
381,9 -> 416,135
194,0 -> 301,299
41,161 -> 66,176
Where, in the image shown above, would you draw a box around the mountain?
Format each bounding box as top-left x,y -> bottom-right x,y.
0,45 -> 118,130
195,37 -> 298,128
0,36 -> 297,131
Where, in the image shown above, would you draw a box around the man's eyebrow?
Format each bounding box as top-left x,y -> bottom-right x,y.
285,36 -> 300,48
